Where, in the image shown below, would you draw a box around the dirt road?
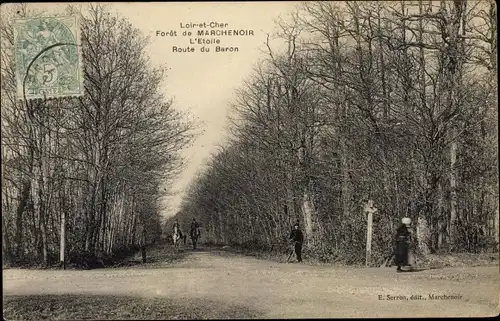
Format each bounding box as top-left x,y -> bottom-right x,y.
3,246 -> 499,319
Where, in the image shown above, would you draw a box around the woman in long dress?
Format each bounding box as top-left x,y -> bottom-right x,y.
394,218 -> 411,272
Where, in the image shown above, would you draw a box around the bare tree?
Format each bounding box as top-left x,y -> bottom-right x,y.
1,4 -> 194,267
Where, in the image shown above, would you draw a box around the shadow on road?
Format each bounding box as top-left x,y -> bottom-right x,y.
3,294 -> 263,320
397,267 -> 429,272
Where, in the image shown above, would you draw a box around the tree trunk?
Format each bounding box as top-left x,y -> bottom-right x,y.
449,128 -> 458,247
302,185 -> 314,246
340,137 -> 350,223
416,216 -> 430,256
141,218 -> 146,263
218,210 -> 225,244
495,205 -> 500,249
15,182 -> 31,257
437,182 -> 445,249
60,209 -> 66,269
41,216 -> 48,265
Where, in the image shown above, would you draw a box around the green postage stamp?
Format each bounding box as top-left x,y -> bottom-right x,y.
14,16 -> 83,100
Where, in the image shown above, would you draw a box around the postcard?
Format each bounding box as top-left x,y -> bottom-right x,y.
2,1 -> 498,319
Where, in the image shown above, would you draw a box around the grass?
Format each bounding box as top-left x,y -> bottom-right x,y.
2,295 -> 261,320
215,243 -> 499,268
112,240 -> 188,269
422,252 -> 499,268
3,239 -> 189,271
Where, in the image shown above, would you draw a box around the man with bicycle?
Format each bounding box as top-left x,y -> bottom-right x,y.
289,221 -> 304,262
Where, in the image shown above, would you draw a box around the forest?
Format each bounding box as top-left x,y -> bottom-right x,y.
1,4 -> 194,266
173,0 -> 498,265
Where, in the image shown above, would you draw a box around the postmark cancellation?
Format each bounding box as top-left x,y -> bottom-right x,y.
14,16 -> 83,100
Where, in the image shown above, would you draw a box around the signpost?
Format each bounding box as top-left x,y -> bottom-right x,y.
60,211 -> 66,269
364,200 -> 378,267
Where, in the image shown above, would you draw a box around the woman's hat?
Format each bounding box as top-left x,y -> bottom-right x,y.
402,217 -> 411,225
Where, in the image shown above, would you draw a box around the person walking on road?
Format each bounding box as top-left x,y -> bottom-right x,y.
190,218 -> 200,237
289,222 -> 304,263
190,218 -> 201,249
394,217 -> 411,272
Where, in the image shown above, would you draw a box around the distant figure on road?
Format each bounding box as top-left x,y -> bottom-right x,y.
172,219 -> 183,240
289,222 -> 304,263
190,218 -> 200,236
394,217 -> 411,272
190,218 -> 201,249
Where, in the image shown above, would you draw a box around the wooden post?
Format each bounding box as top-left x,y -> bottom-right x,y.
141,217 -> 147,263
60,210 -> 66,269
366,211 -> 373,266
495,204 -> 499,250
365,200 -> 377,267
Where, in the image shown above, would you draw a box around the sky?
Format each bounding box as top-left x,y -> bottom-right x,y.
5,1 -> 300,219
113,2 -> 300,219
109,2 -> 301,219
